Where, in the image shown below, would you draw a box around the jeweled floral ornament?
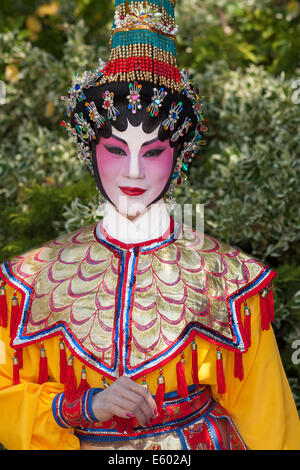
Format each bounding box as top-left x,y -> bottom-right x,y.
85,101 -> 105,129
147,87 -> 168,117
2,0 -> 295,453
102,90 -> 120,121
60,0 -> 208,181
127,82 -> 143,114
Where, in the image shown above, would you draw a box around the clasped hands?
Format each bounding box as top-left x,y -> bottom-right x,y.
92,375 -> 158,427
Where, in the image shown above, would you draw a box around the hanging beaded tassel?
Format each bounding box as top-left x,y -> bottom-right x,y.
176,352 -> 189,398
191,340 -> 199,385
0,282 -> 8,328
260,288 -> 270,331
77,366 -> 90,395
16,348 -> 23,370
216,347 -> 226,395
267,283 -> 275,323
10,291 -> 20,340
244,300 -> 251,347
59,338 -> 67,384
64,356 -> 78,402
38,342 -> 48,384
234,352 -> 244,381
12,353 -> 20,386
155,368 -> 165,415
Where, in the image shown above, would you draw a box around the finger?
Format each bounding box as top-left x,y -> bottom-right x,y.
118,377 -> 157,416
118,387 -> 155,424
109,394 -> 149,426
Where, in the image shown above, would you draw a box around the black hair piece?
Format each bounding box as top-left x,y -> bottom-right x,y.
71,81 -> 198,205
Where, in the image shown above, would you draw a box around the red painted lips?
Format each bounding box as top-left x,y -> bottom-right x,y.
119,186 -> 147,196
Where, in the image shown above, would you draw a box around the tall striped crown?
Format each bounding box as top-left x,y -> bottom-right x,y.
99,0 -> 183,92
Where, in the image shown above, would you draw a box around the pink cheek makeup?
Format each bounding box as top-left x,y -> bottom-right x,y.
96,137 -> 174,206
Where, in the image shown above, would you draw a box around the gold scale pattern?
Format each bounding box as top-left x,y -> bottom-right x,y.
9,224 -> 264,370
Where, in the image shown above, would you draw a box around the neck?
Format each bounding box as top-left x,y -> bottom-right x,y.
99,199 -> 171,244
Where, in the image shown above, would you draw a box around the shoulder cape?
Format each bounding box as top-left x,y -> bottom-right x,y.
0,223 -> 276,380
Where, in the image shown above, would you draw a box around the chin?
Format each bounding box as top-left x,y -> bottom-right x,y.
116,198 -> 148,219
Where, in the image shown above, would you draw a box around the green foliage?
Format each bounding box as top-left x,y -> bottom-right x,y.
0,0 -> 299,418
177,0 -> 300,77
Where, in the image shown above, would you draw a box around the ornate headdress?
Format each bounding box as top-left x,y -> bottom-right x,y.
61,0 -> 208,185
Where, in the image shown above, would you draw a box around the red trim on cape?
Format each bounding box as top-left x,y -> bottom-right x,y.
95,216 -> 175,251
0,250 -> 277,383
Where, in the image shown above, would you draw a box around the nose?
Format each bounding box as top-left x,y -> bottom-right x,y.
123,149 -> 145,179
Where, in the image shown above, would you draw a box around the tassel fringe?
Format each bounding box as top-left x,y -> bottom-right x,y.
10,292 -> 20,339
234,352 -> 244,381
64,356 -> 78,402
16,348 -> 23,370
244,302 -> 251,347
176,353 -> 189,398
77,366 -> 90,395
216,347 -> 226,394
0,283 -> 8,328
59,339 -> 67,384
260,288 -> 270,330
38,343 -> 48,384
191,340 -> 199,385
155,369 -> 165,415
267,284 -> 275,323
13,354 -> 20,386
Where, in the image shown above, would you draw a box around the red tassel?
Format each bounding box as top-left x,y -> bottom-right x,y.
16,348 -> 23,370
155,369 -> 165,415
267,285 -> 274,323
59,339 -> 67,384
234,352 -> 244,381
38,343 -> 48,384
216,348 -> 226,394
77,366 -> 90,395
260,289 -> 270,331
191,341 -> 199,385
244,302 -> 251,347
10,293 -> 20,339
176,353 -> 189,398
64,356 -> 78,402
0,283 -> 8,328
12,354 -> 20,386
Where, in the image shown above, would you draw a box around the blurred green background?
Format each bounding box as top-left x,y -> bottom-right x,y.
0,0 -> 299,430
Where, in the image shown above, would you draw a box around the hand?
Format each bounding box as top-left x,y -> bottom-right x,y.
92,375 -> 158,427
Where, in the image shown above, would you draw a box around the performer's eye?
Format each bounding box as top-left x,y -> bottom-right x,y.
143,148 -> 165,158
104,146 -> 127,156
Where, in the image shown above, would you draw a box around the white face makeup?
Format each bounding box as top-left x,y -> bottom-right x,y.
96,123 -> 174,218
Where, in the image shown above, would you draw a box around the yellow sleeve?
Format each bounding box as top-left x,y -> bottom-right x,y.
0,285 -> 80,450
212,293 -> 300,450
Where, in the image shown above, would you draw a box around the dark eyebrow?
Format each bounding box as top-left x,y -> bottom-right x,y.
141,137 -> 160,148
111,135 -> 161,148
111,134 -> 128,146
